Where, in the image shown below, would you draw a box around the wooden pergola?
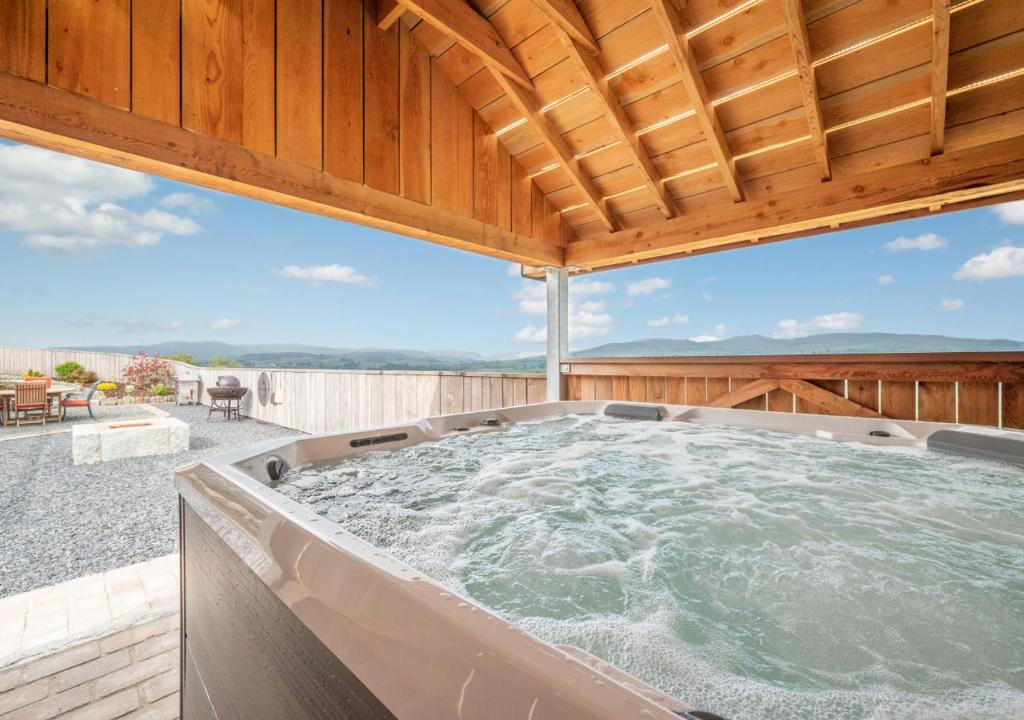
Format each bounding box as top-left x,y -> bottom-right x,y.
0,0 -> 1022,396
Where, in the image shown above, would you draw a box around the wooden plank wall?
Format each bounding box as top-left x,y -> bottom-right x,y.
0,0 -> 565,251
567,355 -> 1024,430
0,346 -> 545,435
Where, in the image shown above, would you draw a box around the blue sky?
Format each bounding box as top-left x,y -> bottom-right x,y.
1,140 -> 1022,355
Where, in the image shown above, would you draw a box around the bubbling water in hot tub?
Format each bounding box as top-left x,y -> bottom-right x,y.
276,415 -> 1024,720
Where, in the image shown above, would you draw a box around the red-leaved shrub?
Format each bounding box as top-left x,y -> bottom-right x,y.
122,352 -> 175,390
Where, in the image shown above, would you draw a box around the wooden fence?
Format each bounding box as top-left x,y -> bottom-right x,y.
566,354 -> 1024,429
0,347 -> 545,435
7,347 -> 1023,432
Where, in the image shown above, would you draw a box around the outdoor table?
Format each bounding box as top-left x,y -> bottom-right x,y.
0,384 -> 73,426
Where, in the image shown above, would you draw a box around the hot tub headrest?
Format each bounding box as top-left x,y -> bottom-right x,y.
927,428 -> 1024,468
604,403 -> 663,421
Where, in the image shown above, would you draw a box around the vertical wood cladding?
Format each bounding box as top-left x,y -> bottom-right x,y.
7,0 -> 566,252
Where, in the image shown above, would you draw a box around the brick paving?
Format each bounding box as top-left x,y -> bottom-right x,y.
0,556 -> 180,720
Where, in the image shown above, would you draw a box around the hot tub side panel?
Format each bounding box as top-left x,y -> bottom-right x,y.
179,501 -> 397,720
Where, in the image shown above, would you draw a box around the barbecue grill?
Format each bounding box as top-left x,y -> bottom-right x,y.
206,376 -> 248,421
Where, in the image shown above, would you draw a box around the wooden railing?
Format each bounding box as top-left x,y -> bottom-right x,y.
565,353 -> 1024,429
0,347 -> 545,435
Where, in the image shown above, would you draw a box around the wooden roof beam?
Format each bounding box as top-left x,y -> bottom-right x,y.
377,0 -> 405,30
781,0 -> 830,181
565,134 -> 1024,269
530,0 -> 599,55
551,28 -> 678,219
0,71 -> 564,268
396,0 -> 533,89
491,70 -> 618,232
649,0 -> 744,202
930,0 -> 951,155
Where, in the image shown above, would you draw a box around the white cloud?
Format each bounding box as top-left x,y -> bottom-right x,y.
0,144 -> 152,203
514,279 -> 615,317
135,208 -> 201,235
627,277 -> 671,296
877,274 -> 894,285
774,312 -> 863,339
938,298 -> 964,311
512,279 -> 616,344
277,264 -> 376,287
516,307 -> 610,344
211,318 -> 241,331
647,313 -> 689,328
505,263 -> 522,277
701,291 -> 713,301
953,246 -> 1024,281
993,200 -> 1024,225
571,308 -> 614,339
577,300 -> 606,313
159,191 -> 214,214
885,233 -> 947,252
689,324 -> 728,342
0,144 -> 200,251
513,306 -> 614,344
570,279 -> 616,296
515,283 -> 546,315
514,325 -> 546,343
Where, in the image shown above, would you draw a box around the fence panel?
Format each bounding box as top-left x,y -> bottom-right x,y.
0,346 -> 545,435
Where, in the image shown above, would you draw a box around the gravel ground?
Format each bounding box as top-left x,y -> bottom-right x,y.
0,405 -> 301,597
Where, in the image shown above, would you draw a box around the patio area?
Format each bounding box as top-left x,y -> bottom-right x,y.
0,404 -> 301,599
0,402 -> 301,719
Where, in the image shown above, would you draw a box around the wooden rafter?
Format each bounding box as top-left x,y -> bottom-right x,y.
649,0 -> 743,202
565,134 -> 1024,269
781,0 -> 830,181
554,30 -> 678,219
396,0 -> 532,89
531,0 -> 599,55
930,0 -> 951,155
377,0 -> 405,30
492,69 -> 618,232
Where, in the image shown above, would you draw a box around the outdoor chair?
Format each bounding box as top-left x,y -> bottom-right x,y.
60,383 -> 97,420
13,382 -> 48,426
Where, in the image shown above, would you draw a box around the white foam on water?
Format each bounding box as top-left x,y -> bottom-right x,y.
278,415 -> 1024,720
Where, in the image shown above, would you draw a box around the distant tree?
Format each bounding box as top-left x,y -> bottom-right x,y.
166,352 -> 198,365
207,355 -> 243,368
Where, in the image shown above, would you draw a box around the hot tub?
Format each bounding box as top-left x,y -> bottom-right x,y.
174,401 -> 1024,720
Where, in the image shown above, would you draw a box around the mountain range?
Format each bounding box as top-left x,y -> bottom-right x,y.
65,333 -> 1024,373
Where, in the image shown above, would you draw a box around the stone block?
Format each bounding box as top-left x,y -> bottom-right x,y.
72,419 -> 189,465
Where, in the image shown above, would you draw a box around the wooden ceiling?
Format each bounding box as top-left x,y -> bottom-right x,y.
1,0 -> 1022,272
392,0 -> 1024,270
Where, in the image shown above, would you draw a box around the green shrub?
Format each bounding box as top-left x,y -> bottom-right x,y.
207,356 -> 242,368
22,369 -> 43,378
166,352 -> 197,365
55,361 -> 83,380
75,370 -> 100,386
150,384 -> 173,396
60,367 -> 99,385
